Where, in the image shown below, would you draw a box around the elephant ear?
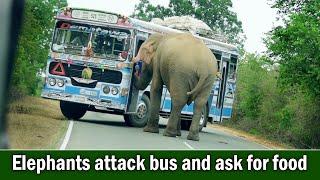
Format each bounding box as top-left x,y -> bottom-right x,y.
140,41 -> 155,64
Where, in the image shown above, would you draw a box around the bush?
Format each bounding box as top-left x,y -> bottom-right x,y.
228,54 -> 320,148
281,91 -> 320,148
11,0 -> 67,97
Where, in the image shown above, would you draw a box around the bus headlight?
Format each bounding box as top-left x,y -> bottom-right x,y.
57,79 -> 65,87
48,78 -> 56,86
111,87 -> 119,95
103,86 -> 110,94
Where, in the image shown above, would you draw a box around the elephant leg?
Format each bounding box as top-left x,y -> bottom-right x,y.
163,75 -> 188,137
168,102 -> 181,136
187,89 -> 211,141
177,119 -> 182,136
164,102 -> 184,137
143,78 -> 163,133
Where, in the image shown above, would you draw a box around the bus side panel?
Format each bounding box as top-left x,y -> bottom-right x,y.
161,88 -> 171,112
208,80 -> 235,121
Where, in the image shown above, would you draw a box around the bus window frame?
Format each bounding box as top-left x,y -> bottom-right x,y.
51,20 -> 132,60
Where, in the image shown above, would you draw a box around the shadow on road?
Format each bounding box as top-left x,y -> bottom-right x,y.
76,119 -> 126,127
76,115 -> 226,139
75,118 -> 167,129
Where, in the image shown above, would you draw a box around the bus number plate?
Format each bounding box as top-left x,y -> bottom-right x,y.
80,89 -> 98,97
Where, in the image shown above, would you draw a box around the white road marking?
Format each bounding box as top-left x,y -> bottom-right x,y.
184,141 -> 195,150
59,120 -> 74,150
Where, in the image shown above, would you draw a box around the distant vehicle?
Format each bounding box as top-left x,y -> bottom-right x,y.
41,7 -> 239,131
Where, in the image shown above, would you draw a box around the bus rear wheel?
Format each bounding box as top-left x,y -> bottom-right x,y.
124,94 -> 150,127
60,101 -> 88,120
181,105 -> 208,132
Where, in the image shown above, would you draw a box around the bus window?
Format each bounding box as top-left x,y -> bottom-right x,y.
213,52 -> 222,71
52,21 -> 131,60
217,60 -> 221,71
229,56 -> 238,80
92,29 -> 130,57
135,39 -> 145,56
228,63 -> 236,80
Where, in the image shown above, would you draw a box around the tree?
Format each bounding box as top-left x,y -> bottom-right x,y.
12,0 -> 67,96
231,53 -> 320,148
132,0 -> 173,21
132,0 -> 244,45
270,0 -> 314,15
266,0 -> 320,98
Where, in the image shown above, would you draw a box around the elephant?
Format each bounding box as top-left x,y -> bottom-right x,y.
133,33 -> 218,141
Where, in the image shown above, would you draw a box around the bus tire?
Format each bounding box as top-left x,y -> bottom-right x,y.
181,105 -> 208,132
124,94 -> 150,127
60,101 -> 87,120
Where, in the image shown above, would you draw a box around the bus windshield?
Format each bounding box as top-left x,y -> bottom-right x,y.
52,21 -> 131,60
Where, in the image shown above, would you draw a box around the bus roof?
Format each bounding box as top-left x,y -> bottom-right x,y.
129,18 -> 239,56
57,7 -> 239,56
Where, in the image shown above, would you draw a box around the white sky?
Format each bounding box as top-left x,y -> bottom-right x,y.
67,0 -> 278,54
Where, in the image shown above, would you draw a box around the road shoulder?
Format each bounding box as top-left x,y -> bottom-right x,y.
208,123 -> 292,149
7,96 -> 68,149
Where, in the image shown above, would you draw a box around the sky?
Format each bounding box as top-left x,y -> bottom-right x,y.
67,0 -> 279,54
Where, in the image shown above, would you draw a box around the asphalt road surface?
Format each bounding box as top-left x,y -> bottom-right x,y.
64,112 -> 268,150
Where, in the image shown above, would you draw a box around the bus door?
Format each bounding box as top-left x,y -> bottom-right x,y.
125,35 -> 146,113
214,52 -> 230,122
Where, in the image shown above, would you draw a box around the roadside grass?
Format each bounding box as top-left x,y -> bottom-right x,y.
209,123 -> 293,149
7,96 -> 68,149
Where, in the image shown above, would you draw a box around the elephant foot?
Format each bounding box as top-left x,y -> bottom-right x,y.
187,133 -> 200,141
143,125 -> 159,133
177,130 -> 182,137
163,128 -> 177,137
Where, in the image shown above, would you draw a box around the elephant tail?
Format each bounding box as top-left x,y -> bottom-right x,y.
187,75 -> 207,96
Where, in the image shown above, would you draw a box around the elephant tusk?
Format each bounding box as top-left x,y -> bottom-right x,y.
132,57 -> 139,63
216,72 -> 222,80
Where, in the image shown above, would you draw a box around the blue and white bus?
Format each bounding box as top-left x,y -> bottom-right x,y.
41,8 -> 239,131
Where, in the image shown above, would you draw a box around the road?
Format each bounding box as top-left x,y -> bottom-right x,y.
64,112 -> 268,150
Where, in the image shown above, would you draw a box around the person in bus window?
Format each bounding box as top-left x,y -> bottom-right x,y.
71,32 -> 87,47
104,36 -> 113,55
93,34 -> 105,54
114,38 -> 124,55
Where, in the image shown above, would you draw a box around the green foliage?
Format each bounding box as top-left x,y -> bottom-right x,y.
266,0 -> 320,98
230,54 -> 320,148
132,0 -> 244,45
230,0 -> 320,148
12,0 -> 67,96
271,0 -> 314,14
236,54 -> 266,120
132,0 -> 173,21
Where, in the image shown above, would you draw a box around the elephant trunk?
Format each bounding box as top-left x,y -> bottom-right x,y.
132,50 -> 141,63
133,64 -> 153,90
134,76 -> 150,90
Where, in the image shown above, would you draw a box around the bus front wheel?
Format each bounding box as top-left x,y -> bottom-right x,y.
124,94 -> 150,127
60,101 -> 87,120
181,105 -> 208,132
